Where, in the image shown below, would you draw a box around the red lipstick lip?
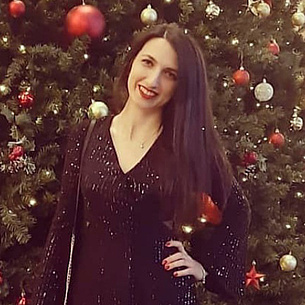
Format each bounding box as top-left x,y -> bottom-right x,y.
138,85 -> 158,99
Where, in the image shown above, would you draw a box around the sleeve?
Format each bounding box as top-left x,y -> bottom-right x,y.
32,120 -> 90,305
190,179 -> 251,301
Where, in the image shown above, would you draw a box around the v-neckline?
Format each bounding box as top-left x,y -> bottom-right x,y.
107,115 -> 162,176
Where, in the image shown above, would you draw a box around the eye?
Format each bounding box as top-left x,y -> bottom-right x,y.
165,70 -> 177,81
142,58 -> 153,66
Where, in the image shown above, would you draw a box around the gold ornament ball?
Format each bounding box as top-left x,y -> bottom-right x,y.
89,101 -> 109,119
164,0 -> 174,4
280,254 -> 297,271
257,2 -> 271,18
292,12 -> 305,27
140,5 -> 158,25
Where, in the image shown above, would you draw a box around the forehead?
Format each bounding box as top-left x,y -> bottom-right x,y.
138,38 -> 178,69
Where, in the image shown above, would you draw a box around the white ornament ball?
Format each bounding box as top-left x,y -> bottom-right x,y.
292,12 -> 305,27
257,2 -> 271,18
254,79 -> 274,102
89,101 -> 109,119
140,4 -> 158,25
280,254 -> 297,271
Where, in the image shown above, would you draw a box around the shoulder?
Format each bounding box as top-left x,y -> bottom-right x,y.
67,115 -> 111,139
63,116 -> 111,153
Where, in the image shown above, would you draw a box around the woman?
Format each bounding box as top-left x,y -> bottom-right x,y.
33,23 -> 250,305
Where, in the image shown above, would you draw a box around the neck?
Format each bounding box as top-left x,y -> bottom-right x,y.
114,102 -> 163,140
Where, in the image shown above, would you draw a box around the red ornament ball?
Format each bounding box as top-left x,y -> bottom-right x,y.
268,40 -> 280,55
199,193 -> 222,225
65,5 -> 106,38
242,151 -> 258,166
264,0 -> 272,8
269,130 -> 285,148
9,0 -> 25,18
9,146 -> 24,161
233,68 -> 250,86
18,91 -> 34,108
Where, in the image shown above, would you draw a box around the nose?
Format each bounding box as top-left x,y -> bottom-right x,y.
146,68 -> 161,88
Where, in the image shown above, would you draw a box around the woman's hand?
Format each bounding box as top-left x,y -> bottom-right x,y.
162,240 -> 207,282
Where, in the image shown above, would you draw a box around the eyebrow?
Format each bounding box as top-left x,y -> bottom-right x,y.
141,54 -> 178,73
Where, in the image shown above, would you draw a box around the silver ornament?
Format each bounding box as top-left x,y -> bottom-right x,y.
140,4 -> 158,25
254,78 -> 274,102
205,1 -> 221,20
89,100 -> 109,119
280,254 -> 297,271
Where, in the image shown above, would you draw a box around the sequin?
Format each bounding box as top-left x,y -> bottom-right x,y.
32,117 -> 250,305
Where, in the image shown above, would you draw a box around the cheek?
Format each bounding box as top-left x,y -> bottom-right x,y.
166,82 -> 177,98
127,65 -> 142,90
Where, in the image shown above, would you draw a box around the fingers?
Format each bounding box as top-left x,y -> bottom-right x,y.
165,239 -> 187,254
162,239 -> 204,280
162,252 -> 184,265
173,268 -> 193,278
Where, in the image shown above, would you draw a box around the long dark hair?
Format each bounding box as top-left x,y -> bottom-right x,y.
113,23 -> 233,232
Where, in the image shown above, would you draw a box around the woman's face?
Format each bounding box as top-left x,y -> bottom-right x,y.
126,37 -> 178,112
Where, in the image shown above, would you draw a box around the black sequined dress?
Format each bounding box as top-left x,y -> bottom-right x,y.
33,116 -> 250,305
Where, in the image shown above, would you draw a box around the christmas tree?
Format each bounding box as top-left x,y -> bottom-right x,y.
0,0 -> 305,304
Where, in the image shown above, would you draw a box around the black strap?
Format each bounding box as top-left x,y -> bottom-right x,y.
63,119 -> 97,305
74,119 -> 96,228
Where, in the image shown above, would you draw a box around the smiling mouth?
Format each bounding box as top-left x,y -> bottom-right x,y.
138,85 -> 158,99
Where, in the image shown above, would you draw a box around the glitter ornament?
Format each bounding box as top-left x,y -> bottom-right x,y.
88,101 -> 109,119
267,39 -> 280,55
9,0 -> 25,18
140,5 -> 158,25
66,5 -> 106,38
205,1 -> 221,20
18,91 -> 34,108
292,12 -> 305,27
290,106 -> 303,131
254,79 -> 274,102
246,262 -> 266,290
233,67 -> 250,86
269,129 -> 285,148
9,146 -> 24,161
280,253 -> 297,271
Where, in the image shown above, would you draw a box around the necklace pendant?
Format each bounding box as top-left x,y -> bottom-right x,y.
140,143 -> 145,149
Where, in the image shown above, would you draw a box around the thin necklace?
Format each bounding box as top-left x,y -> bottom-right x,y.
136,125 -> 163,149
